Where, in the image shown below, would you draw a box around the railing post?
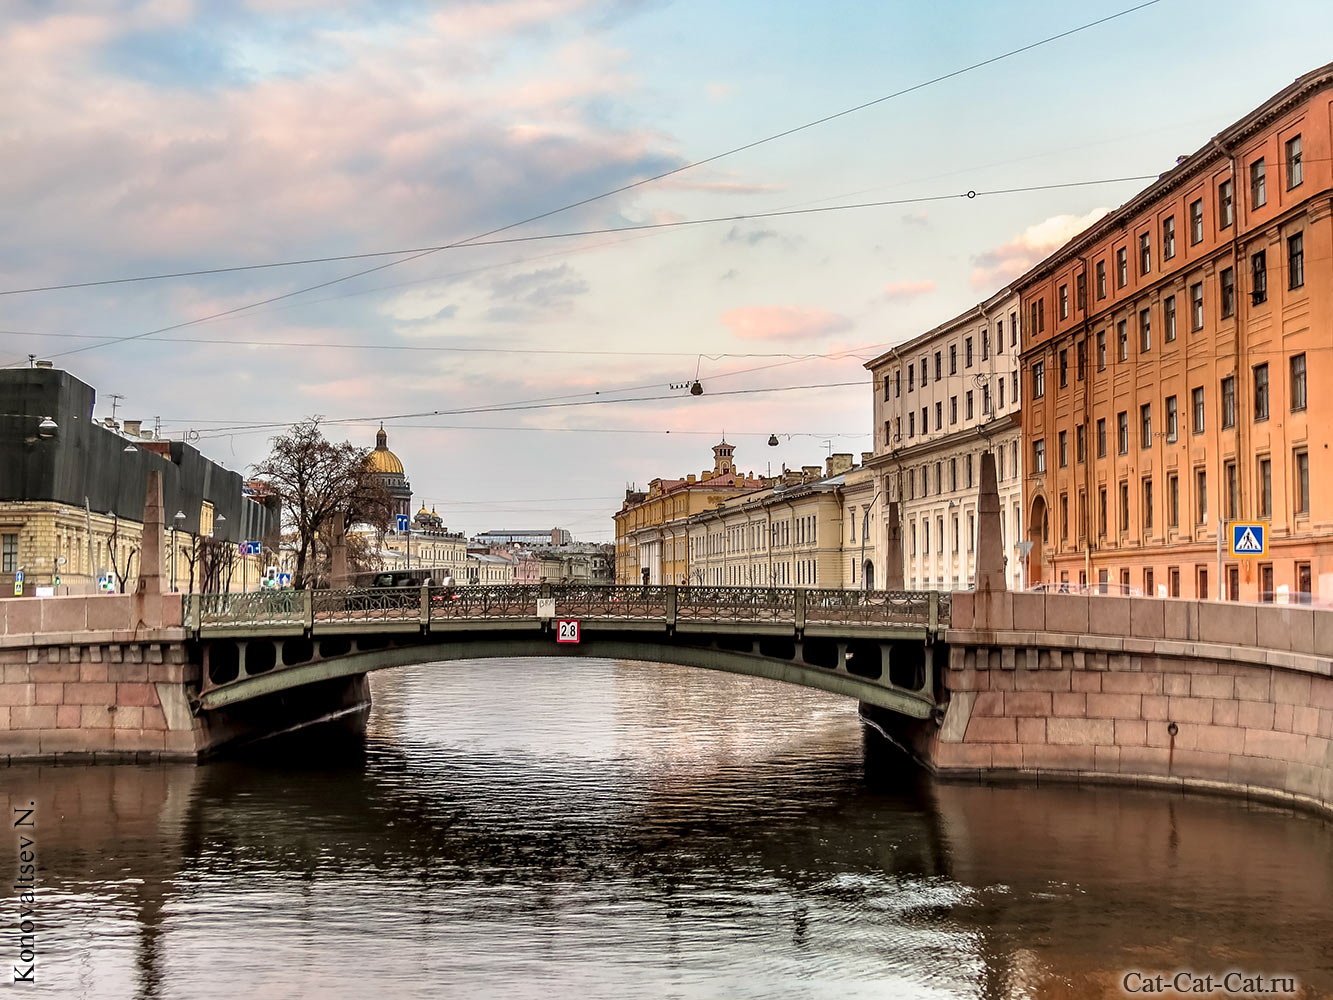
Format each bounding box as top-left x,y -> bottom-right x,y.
302,590 -> 314,633
420,584 -> 430,628
794,588 -> 806,631
928,591 -> 939,633
665,585 -> 677,627
189,595 -> 201,632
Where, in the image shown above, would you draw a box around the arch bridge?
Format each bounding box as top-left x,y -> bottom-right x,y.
185,584 -> 951,720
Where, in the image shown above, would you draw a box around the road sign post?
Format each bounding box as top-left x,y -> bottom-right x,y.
1228,522 -> 1267,558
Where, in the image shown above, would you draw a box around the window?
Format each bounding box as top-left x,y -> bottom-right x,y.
1220,267 -> 1235,318
1143,479 -> 1154,532
998,380 -> 1005,409
1170,566 -> 1181,597
949,344 -> 957,374
1163,215 -> 1176,259
1097,417 -> 1107,458
1260,563 -> 1274,603
1167,473 -> 1179,528
1033,439 -> 1046,473
921,406 -> 927,433
1297,562 -> 1312,601
1060,494 -> 1068,539
1225,461 -> 1238,519
1295,449 -> 1310,515
1140,403 -> 1152,449
1077,273 -> 1087,311
982,384 -> 991,416
1139,307 -> 1151,352
935,351 -> 942,380
1059,284 -> 1069,319
1117,320 -> 1128,362
965,337 -> 974,367
1189,198 -> 1204,244
1195,467 -> 1208,524
1257,456 -> 1272,518
894,371 -> 901,397
1096,260 -> 1107,299
1032,361 -> 1045,399
0,533 -> 15,573
1219,178 -> 1233,229
1164,295 -> 1176,342
1250,158 -> 1266,208
1286,134 -> 1303,188
1139,232 -> 1151,274
1116,247 -> 1128,287
1117,411 -> 1129,455
1059,349 -> 1068,388
1166,395 -> 1177,442
921,358 -> 928,386
908,412 -> 915,437
1096,330 -> 1107,370
1253,363 -> 1269,421
950,396 -> 958,424
1198,566 -> 1209,601
1289,232 -> 1304,289
966,454 -> 974,488
1038,299 -> 1044,331
1010,311 -> 1017,347
1221,375 -> 1235,429
950,458 -> 957,492
1077,340 -> 1087,381
1251,250 -> 1267,305
1291,353 -> 1306,411
935,401 -> 943,430
1071,423 -> 1084,465
966,391 -> 974,420
1145,568 -> 1155,597
908,367 -> 914,392
1190,281 -> 1204,330
1098,487 -> 1107,537
1119,481 -> 1130,533
1059,430 -> 1068,468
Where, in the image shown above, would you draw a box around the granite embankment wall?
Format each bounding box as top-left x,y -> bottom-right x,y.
915,591 -> 1333,816
0,594 -> 369,762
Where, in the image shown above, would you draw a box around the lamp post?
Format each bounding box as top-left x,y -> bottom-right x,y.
171,511 -> 185,592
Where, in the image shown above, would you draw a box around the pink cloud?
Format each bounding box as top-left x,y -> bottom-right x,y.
969,208 -> 1109,289
881,279 -> 934,301
721,306 -> 852,342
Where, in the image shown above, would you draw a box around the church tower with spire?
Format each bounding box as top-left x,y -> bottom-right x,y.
365,425 -> 412,519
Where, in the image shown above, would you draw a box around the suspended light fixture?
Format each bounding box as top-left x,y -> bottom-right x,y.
36,416 -> 57,439
689,380 -> 703,396
768,434 -> 779,447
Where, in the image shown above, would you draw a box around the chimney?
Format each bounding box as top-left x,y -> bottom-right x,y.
861,452 -> 874,466
124,419 -> 142,437
801,465 -> 821,482
826,453 -> 854,477
687,474 -> 696,483
34,360 -> 53,369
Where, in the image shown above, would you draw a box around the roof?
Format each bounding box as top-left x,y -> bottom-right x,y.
366,426 -> 404,476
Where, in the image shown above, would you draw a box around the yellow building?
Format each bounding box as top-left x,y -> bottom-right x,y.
613,441 -> 766,584
683,455 -> 876,589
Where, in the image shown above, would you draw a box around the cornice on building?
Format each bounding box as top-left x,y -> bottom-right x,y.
1012,61 -> 1333,290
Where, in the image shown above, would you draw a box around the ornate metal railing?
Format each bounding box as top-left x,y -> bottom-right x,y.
189,584 -> 951,632
804,589 -> 936,626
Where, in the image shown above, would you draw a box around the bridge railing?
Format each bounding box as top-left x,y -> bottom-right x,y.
187,584 -> 949,632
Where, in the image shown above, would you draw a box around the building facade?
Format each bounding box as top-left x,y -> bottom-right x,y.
0,366 -> 278,595
865,288 -> 1026,591
614,441 -> 766,585
377,506 -> 468,581
684,455 -> 864,588
1017,64 -> 1333,602
514,544 -> 615,585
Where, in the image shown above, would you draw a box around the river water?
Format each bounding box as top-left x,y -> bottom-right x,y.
4,658 -> 1333,999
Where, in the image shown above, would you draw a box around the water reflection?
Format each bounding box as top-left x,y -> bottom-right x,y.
3,658 -> 1331,999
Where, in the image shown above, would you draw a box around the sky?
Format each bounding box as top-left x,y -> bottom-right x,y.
4,0 -> 1333,540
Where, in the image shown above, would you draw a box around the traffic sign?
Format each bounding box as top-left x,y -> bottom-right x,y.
14,570 -> 22,583
278,573 -> 291,587
1229,521 -> 1267,558
556,619 -> 581,644
12,582 -> 20,596
396,514 -> 410,532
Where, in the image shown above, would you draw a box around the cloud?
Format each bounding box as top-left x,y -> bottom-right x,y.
901,211 -> 928,226
969,208 -> 1109,289
881,279 -> 934,301
723,226 -> 778,246
720,306 -> 852,342
484,264 -> 589,321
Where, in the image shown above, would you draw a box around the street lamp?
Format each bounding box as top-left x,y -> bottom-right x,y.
36,417 -> 57,439
171,511 -> 185,591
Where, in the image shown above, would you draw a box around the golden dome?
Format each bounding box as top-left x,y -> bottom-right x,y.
417,504 -> 431,519
366,426 -> 404,476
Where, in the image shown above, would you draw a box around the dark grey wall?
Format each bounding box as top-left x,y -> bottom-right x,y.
0,368 -> 275,543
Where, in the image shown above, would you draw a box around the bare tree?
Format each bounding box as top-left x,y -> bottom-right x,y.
251,418 -> 392,588
107,517 -> 138,593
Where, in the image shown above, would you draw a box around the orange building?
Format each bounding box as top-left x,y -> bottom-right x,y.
1017,63 -> 1333,602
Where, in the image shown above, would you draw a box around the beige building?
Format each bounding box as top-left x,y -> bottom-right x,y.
685,455 -> 872,589
515,544 -> 614,584
467,552 -> 516,585
375,506 -> 468,581
865,287 -> 1026,591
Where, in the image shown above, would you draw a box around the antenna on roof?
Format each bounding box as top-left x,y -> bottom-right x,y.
107,394 -> 124,422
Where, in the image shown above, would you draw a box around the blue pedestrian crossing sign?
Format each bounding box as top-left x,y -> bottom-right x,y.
1229,521 -> 1267,558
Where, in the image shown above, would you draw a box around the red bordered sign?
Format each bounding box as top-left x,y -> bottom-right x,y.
556,619 -> 581,644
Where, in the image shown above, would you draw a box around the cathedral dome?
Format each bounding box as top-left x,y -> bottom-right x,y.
366,426 -> 404,476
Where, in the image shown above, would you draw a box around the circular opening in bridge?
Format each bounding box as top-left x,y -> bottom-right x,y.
281,638 -> 314,667
207,642 -> 240,686
245,641 -> 276,675
319,637 -> 352,658
888,643 -> 926,691
801,637 -> 838,670
844,640 -> 882,679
